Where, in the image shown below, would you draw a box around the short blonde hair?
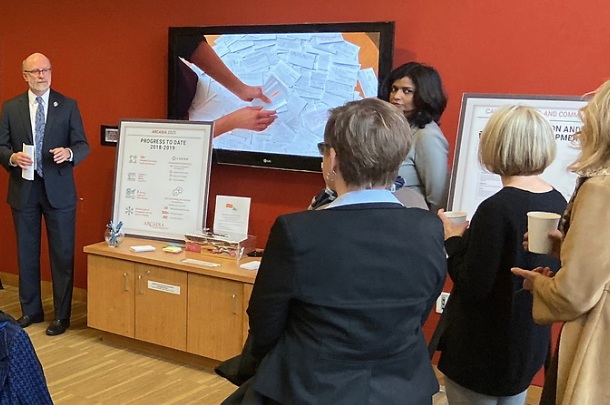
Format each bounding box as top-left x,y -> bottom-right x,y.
570,79 -> 610,174
479,105 -> 556,176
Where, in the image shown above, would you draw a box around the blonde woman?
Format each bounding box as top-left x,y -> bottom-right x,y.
513,79 -> 610,405
437,106 -> 566,405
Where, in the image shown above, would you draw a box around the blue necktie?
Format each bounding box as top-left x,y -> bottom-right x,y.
35,96 -> 45,177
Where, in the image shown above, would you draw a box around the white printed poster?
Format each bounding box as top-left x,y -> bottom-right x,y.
112,119 -> 213,240
449,94 -> 587,217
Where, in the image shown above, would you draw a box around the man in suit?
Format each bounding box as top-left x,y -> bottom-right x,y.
0,52 -> 90,336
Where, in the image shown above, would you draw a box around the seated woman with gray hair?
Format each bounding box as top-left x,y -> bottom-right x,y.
222,98 -> 447,405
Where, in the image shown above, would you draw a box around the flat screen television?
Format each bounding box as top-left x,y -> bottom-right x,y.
168,21 -> 395,172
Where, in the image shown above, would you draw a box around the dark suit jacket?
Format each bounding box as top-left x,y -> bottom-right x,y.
246,203 -> 447,405
0,89 -> 89,210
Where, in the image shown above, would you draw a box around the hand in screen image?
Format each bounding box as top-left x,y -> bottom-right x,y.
177,31 -> 381,157
214,106 -> 277,136
182,40 -> 277,137
233,84 -> 272,104
189,40 -> 272,104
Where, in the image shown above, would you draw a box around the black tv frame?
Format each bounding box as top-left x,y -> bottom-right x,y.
168,21 -> 395,173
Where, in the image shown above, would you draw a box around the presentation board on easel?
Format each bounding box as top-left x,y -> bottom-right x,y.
449,94 -> 587,217
111,119 -> 213,240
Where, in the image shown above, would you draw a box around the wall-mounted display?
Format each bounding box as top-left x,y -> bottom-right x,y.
167,21 -> 395,172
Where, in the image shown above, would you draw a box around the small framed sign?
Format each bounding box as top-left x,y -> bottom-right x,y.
101,125 -> 119,146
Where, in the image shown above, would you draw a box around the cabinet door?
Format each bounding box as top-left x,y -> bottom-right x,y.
135,264 -> 187,351
187,274 -> 245,360
87,256 -> 135,337
242,283 -> 253,345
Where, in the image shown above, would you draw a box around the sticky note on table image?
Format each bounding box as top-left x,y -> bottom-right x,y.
21,143 -> 35,181
214,195 -> 251,236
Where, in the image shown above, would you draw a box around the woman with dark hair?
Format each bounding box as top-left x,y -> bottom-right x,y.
381,62 -> 450,211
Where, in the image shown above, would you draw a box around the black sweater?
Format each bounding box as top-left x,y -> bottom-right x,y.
438,187 -> 567,396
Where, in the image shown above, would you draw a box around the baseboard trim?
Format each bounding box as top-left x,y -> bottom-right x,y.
99,331 -> 221,371
0,271 -> 87,303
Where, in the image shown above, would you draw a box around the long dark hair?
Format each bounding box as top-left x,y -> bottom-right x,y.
380,62 -> 447,129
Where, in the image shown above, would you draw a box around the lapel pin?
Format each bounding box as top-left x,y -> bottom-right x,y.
53,101 -> 58,107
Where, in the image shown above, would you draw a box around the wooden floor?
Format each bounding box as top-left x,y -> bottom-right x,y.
0,285 -> 540,404
0,285 -> 236,404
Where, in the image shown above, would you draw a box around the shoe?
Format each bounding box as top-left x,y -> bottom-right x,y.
16,314 -> 44,328
46,319 -> 70,336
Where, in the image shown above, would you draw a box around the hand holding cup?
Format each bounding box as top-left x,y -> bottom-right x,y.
526,212 -> 561,255
438,209 -> 469,240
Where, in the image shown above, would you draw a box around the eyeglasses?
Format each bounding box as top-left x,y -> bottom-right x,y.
317,142 -> 331,155
24,68 -> 52,76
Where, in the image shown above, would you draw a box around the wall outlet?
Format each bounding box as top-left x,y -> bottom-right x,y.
436,292 -> 450,314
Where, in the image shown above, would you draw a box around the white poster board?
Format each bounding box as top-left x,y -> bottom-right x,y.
449,94 -> 586,217
112,119 -> 213,240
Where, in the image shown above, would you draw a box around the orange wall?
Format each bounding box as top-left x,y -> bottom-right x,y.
1,0 -> 608,384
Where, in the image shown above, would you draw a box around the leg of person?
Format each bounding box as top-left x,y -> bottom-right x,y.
539,329 -> 561,405
444,377 -> 500,405
41,195 -> 76,335
11,178 -> 44,327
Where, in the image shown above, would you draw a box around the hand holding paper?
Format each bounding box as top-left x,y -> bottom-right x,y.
238,85 -> 271,104
216,107 -> 277,135
251,74 -> 288,111
21,144 -> 35,181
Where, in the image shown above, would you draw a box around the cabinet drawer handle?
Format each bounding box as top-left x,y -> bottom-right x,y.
138,274 -> 143,294
123,273 -> 129,291
232,294 -> 237,314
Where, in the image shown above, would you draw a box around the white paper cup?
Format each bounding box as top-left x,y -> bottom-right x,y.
527,211 -> 561,254
444,211 -> 468,225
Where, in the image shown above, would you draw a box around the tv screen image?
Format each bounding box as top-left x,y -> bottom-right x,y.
168,22 -> 395,172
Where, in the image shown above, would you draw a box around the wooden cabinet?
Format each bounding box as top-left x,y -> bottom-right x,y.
87,257 -> 188,351
134,264 -> 187,351
87,255 -> 135,337
85,238 -> 257,361
242,284 -> 253,344
187,274 -> 248,359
